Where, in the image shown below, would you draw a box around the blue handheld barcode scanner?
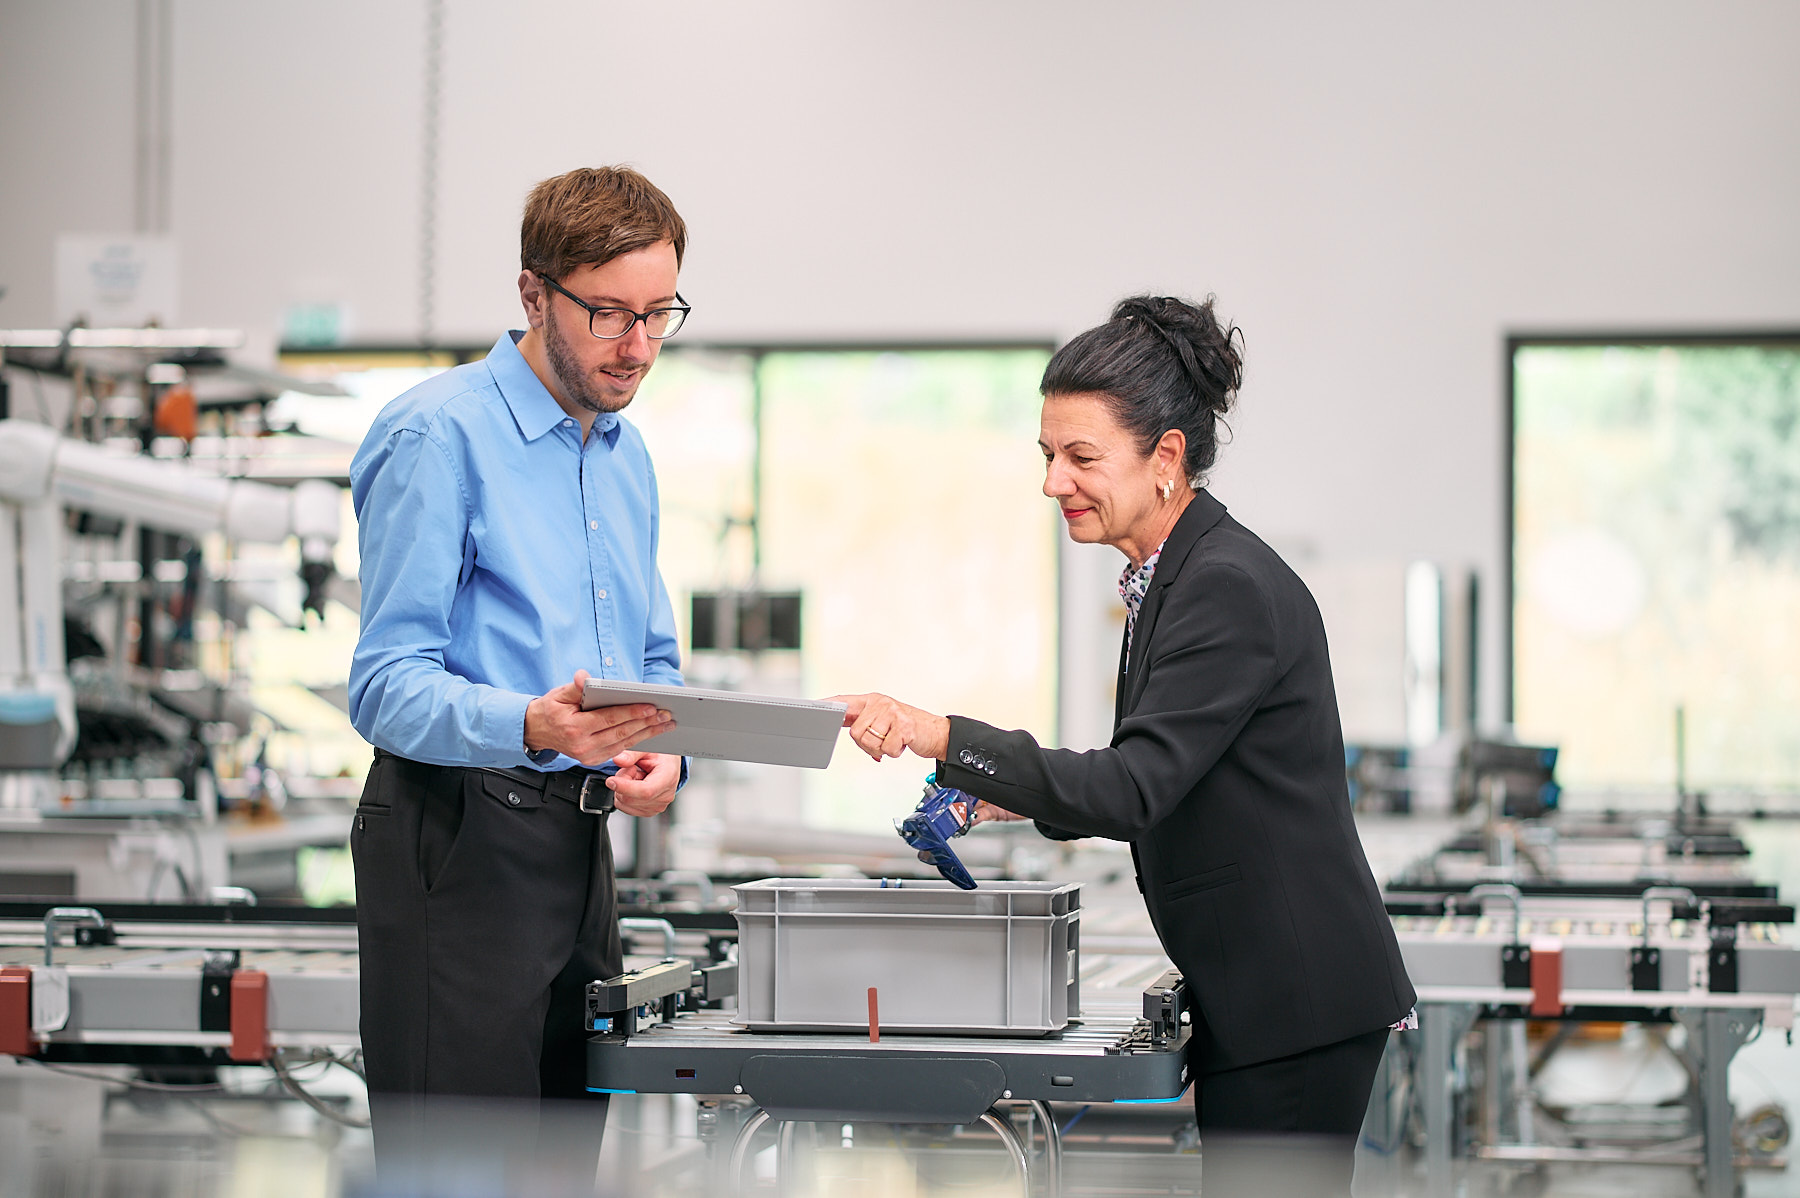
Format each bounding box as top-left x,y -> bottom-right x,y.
896,776 -> 980,890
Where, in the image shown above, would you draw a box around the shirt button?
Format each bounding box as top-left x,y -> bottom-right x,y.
604,656 -> 615,667
597,589 -> 608,600
589,520 -> 599,530
563,419 -> 573,426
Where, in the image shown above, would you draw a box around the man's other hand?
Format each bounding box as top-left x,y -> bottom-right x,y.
525,670 -> 674,766
608,750 -> 680,817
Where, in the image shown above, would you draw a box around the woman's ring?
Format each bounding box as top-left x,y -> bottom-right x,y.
868,727 -> 890,738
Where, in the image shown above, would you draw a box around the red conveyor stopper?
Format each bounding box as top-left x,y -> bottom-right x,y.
0,968 -> 34,1057
1529,939 -> 1564,1018
230,969 -> 271,1062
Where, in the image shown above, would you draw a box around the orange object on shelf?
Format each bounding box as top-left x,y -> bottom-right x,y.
153,384 -> 198,441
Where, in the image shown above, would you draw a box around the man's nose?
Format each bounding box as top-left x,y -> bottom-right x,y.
616,321 -> 653,359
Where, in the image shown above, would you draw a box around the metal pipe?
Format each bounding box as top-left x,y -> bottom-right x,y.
1641,886 -> 1698,943
1467,882 -> 1523,942
976,1107 -> 1034,1198
727,1108 -> 773,1197
659,869 -> 716,907
43,907 -> 107,967
618,917 -> 678,959
1028,1099 -> 1063,1197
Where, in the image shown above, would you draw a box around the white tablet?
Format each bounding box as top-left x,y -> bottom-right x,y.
581,679 -> 848,769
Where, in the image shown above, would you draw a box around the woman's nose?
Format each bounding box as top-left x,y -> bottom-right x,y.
1043,463 -> 1074,497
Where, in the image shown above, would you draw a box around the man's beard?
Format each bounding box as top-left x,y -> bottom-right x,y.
544,311 -> 641,415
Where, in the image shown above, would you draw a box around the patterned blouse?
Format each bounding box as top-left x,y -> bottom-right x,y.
1117,542 -> 1165,668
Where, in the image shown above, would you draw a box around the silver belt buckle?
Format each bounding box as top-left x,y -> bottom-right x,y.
578,772 -> 614,814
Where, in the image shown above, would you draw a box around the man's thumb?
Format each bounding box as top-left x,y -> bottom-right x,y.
551,670 -> 590,704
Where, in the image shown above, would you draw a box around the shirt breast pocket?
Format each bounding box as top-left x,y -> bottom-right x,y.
1162,862 -> 1241,901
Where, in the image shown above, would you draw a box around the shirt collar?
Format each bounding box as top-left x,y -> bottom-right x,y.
486,330 -> 622,446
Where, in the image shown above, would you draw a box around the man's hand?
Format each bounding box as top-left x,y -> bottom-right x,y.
830,693 -> 950,762
525,670 -> 674,767
972,800 -> 1027,824
607,750 -> 680,818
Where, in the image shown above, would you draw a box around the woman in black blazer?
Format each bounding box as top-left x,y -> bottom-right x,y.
838,295 -> 1414,1194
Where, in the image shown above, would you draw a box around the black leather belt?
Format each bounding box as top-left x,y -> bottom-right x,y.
372,749 -> 614,814
473,764 -> 615,814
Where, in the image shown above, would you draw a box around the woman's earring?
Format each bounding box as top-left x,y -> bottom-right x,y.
1162,479 -> 1174,501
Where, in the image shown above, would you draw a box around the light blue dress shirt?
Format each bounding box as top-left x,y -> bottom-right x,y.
348,330 -> 684,770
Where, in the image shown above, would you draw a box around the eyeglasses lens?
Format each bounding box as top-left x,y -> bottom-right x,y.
588,308 -> 687,340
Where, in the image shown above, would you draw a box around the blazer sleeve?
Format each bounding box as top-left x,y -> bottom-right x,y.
938,562 -> 1280,840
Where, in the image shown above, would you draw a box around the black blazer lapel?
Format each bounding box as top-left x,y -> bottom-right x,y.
1115,490 -> 1229,723
1113,628 -> 1131,727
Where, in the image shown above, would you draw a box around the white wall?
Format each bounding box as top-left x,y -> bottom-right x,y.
5,0 -> 1799,736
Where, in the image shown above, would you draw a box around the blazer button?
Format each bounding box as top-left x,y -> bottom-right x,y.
985,764 -> 996,775
959,750 -> 973,765
507,792 -> 522,806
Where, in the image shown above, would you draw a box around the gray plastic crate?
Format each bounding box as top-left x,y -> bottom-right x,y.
732,877 -> 1081,1036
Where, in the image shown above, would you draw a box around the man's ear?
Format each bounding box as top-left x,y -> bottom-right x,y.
518,270 -> 548,329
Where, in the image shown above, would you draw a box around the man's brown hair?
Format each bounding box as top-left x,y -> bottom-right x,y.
521,166 -> 687,282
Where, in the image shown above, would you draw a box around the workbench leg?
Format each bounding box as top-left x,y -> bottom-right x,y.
698,1100 -> 751,1195
1482,1021 -> 1503,1148
1357,1031 -> 1402,1195
1027,1099 -> 1062,1197
977,1106 -> 1033,1198
1683,1008 -> 1757,1198
728,1108 -> 773,1197
1509,1019 -> 1534,1147
1420,1003 -> 1475,1198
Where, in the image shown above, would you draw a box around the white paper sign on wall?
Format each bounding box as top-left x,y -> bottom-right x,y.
54,234 -> 179,328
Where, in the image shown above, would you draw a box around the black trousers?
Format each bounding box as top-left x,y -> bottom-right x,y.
1193,1027 -> 1391,1198
351,753 -> 622,1188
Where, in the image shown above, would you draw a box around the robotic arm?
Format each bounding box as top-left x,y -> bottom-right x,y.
0,418 -> 340,765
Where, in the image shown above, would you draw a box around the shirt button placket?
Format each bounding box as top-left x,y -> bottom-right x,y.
582,454 -> 614,677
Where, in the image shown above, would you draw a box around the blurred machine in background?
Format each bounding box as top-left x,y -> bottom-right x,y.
0,327 -> 359,902
1372,781 -> 1799,1197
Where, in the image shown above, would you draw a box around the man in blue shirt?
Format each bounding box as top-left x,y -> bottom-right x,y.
347,167 -> 691,1154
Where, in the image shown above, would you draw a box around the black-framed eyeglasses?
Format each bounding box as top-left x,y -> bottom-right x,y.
539,273 -> 691,340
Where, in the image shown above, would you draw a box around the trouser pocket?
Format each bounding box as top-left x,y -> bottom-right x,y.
416,774 -> 470,895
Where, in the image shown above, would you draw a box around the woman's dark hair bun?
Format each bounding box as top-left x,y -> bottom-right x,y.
1041,294 -> 1243,484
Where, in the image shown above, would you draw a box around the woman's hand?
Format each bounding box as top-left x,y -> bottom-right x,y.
830,693 -> 951,762
972,801 -> 1028,824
